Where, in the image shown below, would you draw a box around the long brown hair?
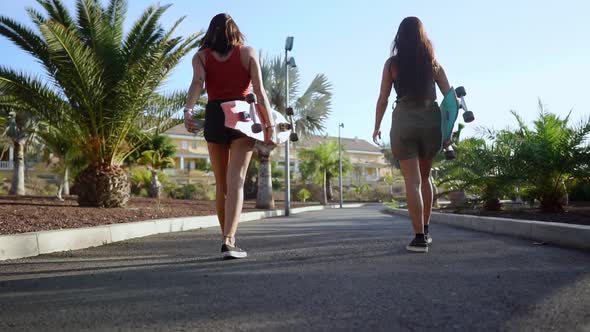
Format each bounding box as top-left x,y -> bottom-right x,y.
391,17 -> 436,100
200,13 -> 245,55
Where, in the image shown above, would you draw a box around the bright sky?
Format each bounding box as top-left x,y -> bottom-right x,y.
1,0 -> 589,144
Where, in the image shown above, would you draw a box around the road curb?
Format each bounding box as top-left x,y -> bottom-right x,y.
0,203 -> 365,261
385,207 -> 590,250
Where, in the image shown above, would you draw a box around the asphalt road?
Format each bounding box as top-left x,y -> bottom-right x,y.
1,205 -> 589,332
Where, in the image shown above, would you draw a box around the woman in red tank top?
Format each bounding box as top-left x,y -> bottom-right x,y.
184,13 -> 274,260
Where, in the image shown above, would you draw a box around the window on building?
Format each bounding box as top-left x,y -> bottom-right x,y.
192,141 -> 197,149
181,141 -> 188,149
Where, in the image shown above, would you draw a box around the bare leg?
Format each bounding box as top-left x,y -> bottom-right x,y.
223,137 -> 254,245
207,143 -> 230,233
399,158 -> 424,234
419,158 -> 434,227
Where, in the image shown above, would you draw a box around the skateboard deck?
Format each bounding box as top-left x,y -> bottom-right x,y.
440,86 -> 459,143
221,100 -> 291,144
439,86 -> 474,159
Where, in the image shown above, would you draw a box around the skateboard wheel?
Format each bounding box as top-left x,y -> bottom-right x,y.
286,107 -> 294,116
238,112 -> 251,121
246,93 -> 256,104
463,111 -> 475,123
290,133 -> 299,142
278,123 -> 292,131
455,86 -> 466,98
252,123 -> 262,133
444,149 -> 456,160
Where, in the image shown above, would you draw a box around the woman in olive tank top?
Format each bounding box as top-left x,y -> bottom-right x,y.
373,16 -> 452,253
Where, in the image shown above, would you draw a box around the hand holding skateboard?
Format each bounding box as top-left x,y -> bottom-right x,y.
440,86 -> 474,160
184,110 -> 204,134
221,93 -> 298,145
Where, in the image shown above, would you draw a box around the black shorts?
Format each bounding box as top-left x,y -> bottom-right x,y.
204,98 -> 248,144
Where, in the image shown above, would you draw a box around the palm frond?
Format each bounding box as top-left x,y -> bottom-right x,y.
294,74 -> 332,136
40,20 -> 105,124
122,4 -> 170,65
0,16 -> 50,66
36,0 -> 76,29
139,90 -> 190,135
0,67 -> 69,124
105,0 -> 126,45
76,0 -> 105,47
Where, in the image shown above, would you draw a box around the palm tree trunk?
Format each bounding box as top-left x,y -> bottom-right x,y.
76,162 -> 130,207
256,145 -> 275,209
57,182 -> 64,200
149,170 -> 162,199
326,172 -> 333,201
9,139 -> 26,195
321,170 -> 327,205
63,166 -> 70,196
430,175 -> 438,207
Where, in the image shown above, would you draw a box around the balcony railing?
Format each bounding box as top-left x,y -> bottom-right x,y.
0,161 -> 13,170
0,161 -> 38,170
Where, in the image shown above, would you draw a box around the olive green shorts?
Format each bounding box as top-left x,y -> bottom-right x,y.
390,101 -> 442,160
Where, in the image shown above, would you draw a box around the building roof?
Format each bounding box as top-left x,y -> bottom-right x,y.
162,125 -> 381,153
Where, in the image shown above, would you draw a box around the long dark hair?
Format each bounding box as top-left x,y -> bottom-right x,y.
391,17 -> 436,100
200,13 -> 245,55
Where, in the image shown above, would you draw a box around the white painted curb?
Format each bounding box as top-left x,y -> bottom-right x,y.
385,208 -> 590,250
0,203 -> 364,261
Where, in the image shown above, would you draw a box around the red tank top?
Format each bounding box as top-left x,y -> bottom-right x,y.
204,47 -> 251,101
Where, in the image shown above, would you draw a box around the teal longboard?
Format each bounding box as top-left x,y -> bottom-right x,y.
440,87 -> 459,143
439,86 -> 474,159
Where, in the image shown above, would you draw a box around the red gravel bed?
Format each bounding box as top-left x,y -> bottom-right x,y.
0,195 -> 318,235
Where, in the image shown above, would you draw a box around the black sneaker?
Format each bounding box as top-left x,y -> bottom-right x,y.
221,244 -> 248,259
406,236 -> 428,253
425,233 -> 433,244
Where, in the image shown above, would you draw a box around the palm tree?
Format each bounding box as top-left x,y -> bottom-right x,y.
36,121 -> 86,200
137,149 -> 175,199
503,101 -> 590,212
299,140 -> 351,205
256,54 -> 332,208
0,0 -> 201,207
2,110 -> 39,195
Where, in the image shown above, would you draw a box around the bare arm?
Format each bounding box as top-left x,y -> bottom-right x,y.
434,62 -> 451,96
185,51 -> 206,110
373,58 -> 394,144
183,51 -> 206,132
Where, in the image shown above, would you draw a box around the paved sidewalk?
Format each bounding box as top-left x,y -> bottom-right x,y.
0,205 -> 589,331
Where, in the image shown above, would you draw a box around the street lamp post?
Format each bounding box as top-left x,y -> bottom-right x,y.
284,36 -> 295,216
338,123 -> 344,208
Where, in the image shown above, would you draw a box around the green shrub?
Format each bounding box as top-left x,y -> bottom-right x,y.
130,168 -> 151,196
297,188 -> 311,202
568,178 -> 590,201
384,199 -> 400,209
169,183 -> 214,200
138,188 -> 149,198
41,184 -> 59,196
25,177 -> 45,195
0,176 -> 7,194
170,184 -> 196,200
130,168 -> 172,197
194,159 -> 210,172
367,186 -> 393,202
